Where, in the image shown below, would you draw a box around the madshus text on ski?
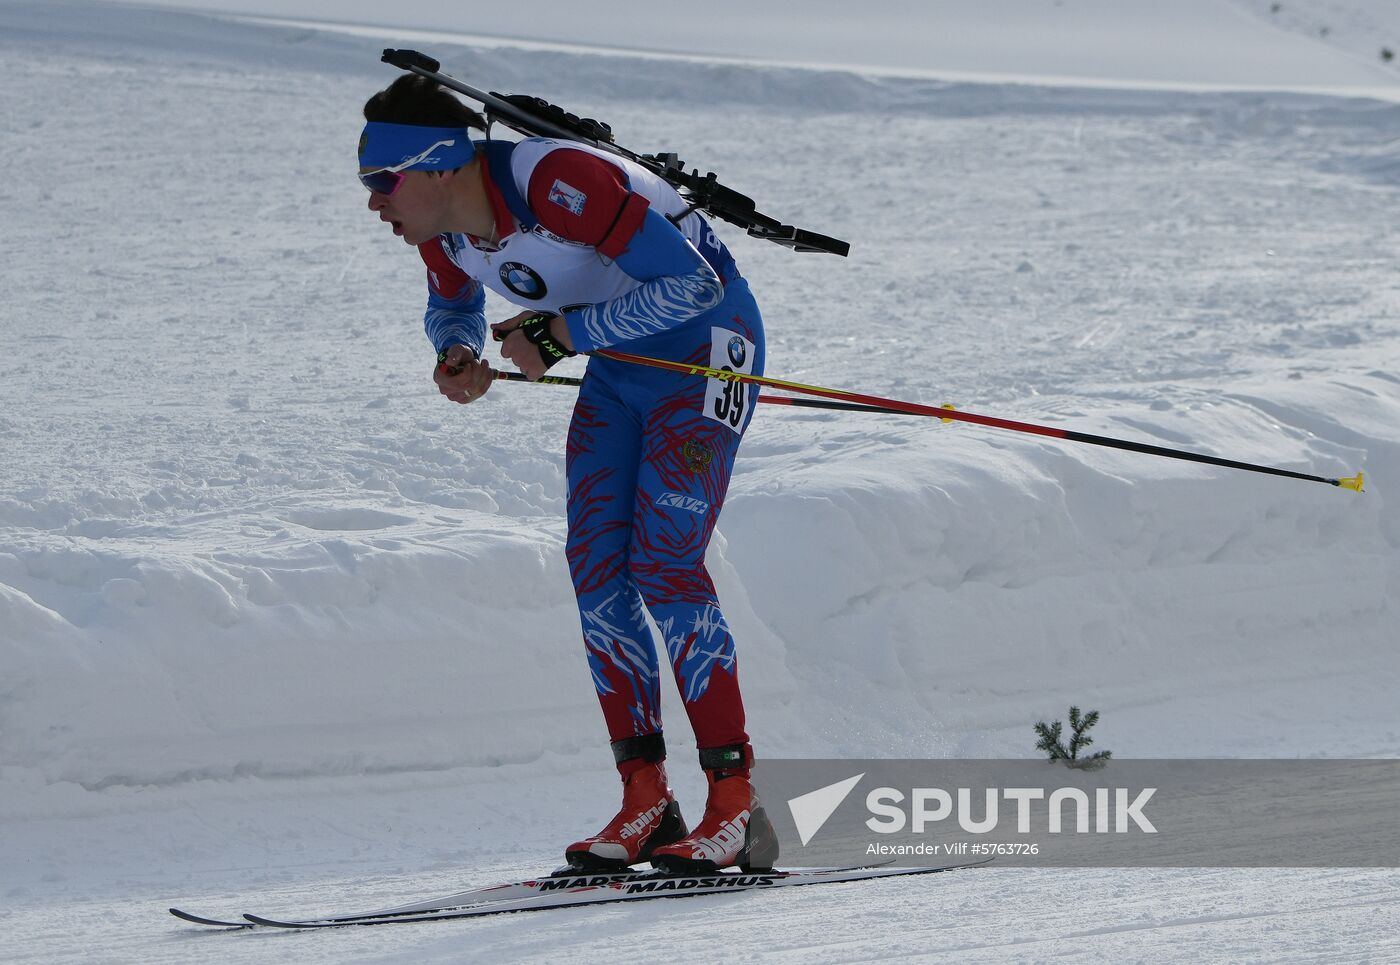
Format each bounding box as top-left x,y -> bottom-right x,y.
171,861 -> 989,929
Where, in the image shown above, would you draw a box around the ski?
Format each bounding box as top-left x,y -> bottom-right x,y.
168,908 -> 250,928
169,866 -> 644,929
235,861 -> 989,929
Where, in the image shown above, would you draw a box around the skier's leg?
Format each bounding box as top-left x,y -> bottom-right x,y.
628,404 -> 780,873
564,374 -> 688,869
624,282 -> 764,752
628,408 -> 751,751
565,374 -> 662,745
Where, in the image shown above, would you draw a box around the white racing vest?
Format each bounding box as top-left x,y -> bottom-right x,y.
435,138 -> 738,318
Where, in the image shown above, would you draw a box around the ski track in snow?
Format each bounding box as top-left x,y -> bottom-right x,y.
2,1 -> 1399,961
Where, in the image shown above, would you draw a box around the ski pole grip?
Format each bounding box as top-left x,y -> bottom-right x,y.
436,348 -> 464,377
491,313 -> 556,342
382,49 -> 440,73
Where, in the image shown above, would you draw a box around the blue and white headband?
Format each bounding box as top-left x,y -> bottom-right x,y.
358,122 -> 477,170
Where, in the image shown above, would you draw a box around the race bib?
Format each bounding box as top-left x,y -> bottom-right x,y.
704,327 -> 756,433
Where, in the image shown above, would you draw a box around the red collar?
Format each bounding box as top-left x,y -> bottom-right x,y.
474,150 -> 518,248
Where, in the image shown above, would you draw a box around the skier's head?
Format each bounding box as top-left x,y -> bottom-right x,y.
359,76 -> 485,188
360,75 -> 488,245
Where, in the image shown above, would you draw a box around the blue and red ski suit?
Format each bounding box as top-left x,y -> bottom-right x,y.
417,137 -> 763,754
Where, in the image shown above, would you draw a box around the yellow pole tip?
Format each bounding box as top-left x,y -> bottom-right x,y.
940,403 -> 956,424
1337,472 -> 1365,493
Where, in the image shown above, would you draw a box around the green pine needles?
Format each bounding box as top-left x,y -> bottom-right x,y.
1034,706 -> 1112,770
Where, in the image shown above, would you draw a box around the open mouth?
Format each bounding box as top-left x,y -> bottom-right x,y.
391,220 -> 404,236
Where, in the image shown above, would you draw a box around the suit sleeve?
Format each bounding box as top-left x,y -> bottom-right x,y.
525,149 -> 722,353
418,239 -> 487,359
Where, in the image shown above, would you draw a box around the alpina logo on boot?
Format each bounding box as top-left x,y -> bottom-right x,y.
620,797 -> 670,839
689,810 -> 750,860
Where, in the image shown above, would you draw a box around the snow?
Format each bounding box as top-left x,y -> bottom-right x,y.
81,0 -> 1400,93
2,0 -> 1398,960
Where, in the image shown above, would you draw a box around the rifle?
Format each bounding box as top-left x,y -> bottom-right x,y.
380,49 -> 850,257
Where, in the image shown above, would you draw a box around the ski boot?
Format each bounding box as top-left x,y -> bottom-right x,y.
649,744 -> 779,874
565,733 -> 688,871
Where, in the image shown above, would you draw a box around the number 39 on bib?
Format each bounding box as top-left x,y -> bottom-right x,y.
704,328 -> 756,433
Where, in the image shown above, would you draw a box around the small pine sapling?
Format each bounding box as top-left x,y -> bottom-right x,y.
1034,705 -> 1112,770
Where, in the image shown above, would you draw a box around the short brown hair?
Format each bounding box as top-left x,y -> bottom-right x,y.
363,74 -> 486,129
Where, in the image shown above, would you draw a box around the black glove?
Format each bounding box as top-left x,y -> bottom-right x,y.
516,313 -> 576,370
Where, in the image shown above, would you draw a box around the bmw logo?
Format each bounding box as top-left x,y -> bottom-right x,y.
500,262 -> 547,300
727,335 -> 747,367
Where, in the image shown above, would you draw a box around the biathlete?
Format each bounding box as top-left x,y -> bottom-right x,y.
359,75 -> 777,873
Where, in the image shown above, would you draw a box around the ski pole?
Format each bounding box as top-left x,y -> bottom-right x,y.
592,349 -> 1365,493
460,338 -> 934,417
487,369 -> 928,417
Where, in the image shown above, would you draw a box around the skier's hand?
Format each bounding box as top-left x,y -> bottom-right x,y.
434,345 -> 493,404
492,311 -> 575,382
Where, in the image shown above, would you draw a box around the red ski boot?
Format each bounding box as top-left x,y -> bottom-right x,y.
565,734 -> 688,871
649,744 -> 779,874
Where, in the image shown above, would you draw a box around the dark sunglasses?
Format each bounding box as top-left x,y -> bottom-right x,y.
359,169 -> 407,196
359,138 -> 458,196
